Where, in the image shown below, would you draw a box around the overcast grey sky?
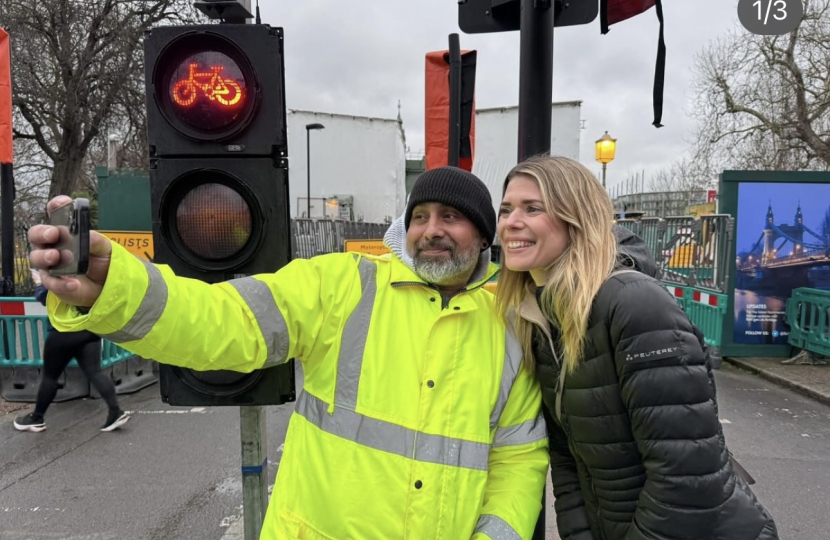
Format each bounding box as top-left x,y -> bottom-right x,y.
259,1 -> 741,192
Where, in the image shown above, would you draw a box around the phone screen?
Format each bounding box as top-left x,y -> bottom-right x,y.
49,199 -> 90,276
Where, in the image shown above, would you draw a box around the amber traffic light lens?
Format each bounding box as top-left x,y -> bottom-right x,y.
176,183 -> 252,260
167,50 -> 247,132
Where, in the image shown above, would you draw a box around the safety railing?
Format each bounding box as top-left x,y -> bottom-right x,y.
683,287 -> 728,351
786,287 -> 830,357
291,219 -> 390,259
662,283 -> 727,366
617,214 -> 734,294
0,297 -> 133,369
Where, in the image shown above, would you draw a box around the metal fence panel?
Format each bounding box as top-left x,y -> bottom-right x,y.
615,219 -> 642,238
0,226 -> 36,296
290,219 -> 390,260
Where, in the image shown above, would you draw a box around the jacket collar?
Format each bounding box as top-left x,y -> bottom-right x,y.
517,288 -> 551,338
517,286 -> 565,422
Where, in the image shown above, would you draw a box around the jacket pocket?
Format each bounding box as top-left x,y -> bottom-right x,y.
279,511 -> 339,540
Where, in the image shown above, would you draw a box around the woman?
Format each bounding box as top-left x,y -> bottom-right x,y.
14,270 -> 130,433
495,156 -> 778,540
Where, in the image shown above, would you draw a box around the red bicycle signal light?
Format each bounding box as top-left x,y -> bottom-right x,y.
171,63 -> 244,108
144,24 -> 286,157
153,34 -> 258,141
166,51 -> 248,133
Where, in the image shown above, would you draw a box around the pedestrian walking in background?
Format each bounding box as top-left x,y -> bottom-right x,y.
14,269 -> 130,433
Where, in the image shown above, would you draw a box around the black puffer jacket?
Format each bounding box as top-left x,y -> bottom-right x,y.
523,229 -> 778,540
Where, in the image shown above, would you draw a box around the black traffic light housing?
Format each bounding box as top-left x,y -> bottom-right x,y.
144,22 -> 295,407
144,24 -> 287,158
459,0 -> 598,34
149,157 -> 291,280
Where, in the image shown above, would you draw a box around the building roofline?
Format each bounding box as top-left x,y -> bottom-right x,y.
288,108 -> 399,124
476,100 -> 582,114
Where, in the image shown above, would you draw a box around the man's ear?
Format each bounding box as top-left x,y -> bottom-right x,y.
481,240 -> 490,250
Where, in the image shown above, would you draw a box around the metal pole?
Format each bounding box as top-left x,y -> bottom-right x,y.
1,163 -> 14,296
448,33 -> 462,168
306,128 -> 311,218
517,0 -> 554,161
240,406 -> 268,540
602,163 -> 607,188
239,6 -> 268,539
517,2 -> 555,538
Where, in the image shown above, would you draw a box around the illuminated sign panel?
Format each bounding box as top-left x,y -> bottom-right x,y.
167,52 -> 248,132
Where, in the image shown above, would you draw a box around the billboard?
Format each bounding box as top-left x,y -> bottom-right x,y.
733,181 -> 830,344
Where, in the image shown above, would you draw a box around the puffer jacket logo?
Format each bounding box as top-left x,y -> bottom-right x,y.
625,346 -> 679,362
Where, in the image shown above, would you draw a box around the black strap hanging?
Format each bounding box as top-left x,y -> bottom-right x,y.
600,0 -> 666,128
652,0 -> 665,128
600,0 -> 609,34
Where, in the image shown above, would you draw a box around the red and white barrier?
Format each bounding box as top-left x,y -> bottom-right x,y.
0,300 -> 47,316
691,290 -> 719,307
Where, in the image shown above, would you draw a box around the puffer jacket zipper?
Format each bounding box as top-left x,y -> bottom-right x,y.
521,291 -> 608,539
586,472 -> 606,540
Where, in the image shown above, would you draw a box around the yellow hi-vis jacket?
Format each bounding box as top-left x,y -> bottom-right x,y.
48,242 -> 549,540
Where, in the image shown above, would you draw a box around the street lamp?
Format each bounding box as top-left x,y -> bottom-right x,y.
595,131 -> 617,189
305,123 -> 325,218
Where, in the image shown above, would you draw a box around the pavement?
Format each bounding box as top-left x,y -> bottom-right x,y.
725,354 -> 830,406
0,357 -> 830,540
3,360 -> 829,540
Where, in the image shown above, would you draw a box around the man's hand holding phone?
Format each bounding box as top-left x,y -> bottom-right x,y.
29,195 -> 113,307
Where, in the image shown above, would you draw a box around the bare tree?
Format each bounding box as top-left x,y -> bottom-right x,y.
1,0 -> 202,201
9,136 -> 52,226
647,156 -> 716,193
691,0 -> 830,171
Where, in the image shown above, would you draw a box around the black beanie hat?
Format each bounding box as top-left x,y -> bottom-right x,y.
404,166 -> 496,247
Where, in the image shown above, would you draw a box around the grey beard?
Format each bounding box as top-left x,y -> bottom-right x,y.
409,246 -> 480,286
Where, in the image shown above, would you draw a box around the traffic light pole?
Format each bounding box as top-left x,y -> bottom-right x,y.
447,33 -> 462,168
517,3 -> 554,538
232,8 -> 268,538
517,0 -> 554,162
240,405 -> 269,540
1,163 -> 14,296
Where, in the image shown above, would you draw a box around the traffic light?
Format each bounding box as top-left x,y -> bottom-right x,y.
143,23 -> 295,407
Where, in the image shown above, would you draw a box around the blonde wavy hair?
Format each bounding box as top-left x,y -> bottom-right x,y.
496,155 -> 618,373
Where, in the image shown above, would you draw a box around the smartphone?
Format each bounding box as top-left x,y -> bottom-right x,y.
49,198 -> 91,276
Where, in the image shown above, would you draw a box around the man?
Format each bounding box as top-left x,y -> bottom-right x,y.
30,166 -> 548,540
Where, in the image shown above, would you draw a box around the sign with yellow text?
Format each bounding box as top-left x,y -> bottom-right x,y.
687,202 -> 717,217
99,231 -> 154,261
343,239 -> 389,256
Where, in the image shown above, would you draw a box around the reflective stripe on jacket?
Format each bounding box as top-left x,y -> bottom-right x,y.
48,242 -> 549,539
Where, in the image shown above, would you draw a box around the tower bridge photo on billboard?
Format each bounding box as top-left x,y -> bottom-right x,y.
733,181 -> 830,345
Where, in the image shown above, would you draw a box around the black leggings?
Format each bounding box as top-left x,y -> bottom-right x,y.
35,330 -> 119,416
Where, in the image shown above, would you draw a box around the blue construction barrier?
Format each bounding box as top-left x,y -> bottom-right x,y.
786,287 -> 830,357
0,297 -> 157,402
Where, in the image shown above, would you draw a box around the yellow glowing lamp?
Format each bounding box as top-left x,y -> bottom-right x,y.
595,131 -> 617,165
